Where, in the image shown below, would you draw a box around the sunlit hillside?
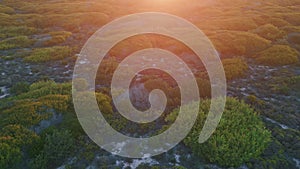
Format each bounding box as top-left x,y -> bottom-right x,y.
0,0 -> 299,169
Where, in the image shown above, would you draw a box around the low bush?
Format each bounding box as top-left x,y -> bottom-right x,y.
0,81 -> 75,168
0,101 -> 50,127
30,129 -> 75,169
0,124 -> 39,147
0,26 -> 37,39
210,31 -> 271,57
0,143 -> 21,169
254,45 -> 299,66
222,57 -> 248,80
181,98 -> 271,167
253,16 -> 291,28
0,13 -> 16,26
0,5 -> 14,14
24,46 -> 72,63
16,80 -> 71,99
0,36 -> 35,50
251,24 -> 286,41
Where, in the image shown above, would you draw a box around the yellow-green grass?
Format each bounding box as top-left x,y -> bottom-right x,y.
254,45 -> 299,66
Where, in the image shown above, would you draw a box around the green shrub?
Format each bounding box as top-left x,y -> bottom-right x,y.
0,26 -> 37,39
0,80 -> 98,168
29,129 -> 75,168
15,80 -> 71,99
251,24 -> 286,41
0,143 -> 21,169
29,153 -> 47,169
0,124 -> 39,147
43,130 -> 75,166
0,101 -> 50,127
222,57 -> 248,80
10,81 -> 30,95
179,98 -> 271,167
210,31 -> 271,56
96,92 -> 113,114
254,45 -> 299,66
0,36 -> 35,50
39,94 -> 70,113
24,46 -> 72,63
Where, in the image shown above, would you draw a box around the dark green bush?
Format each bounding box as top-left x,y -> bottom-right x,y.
43,130 -> 75,165
0,143 -> 21,169
24,46 -> 72,63
10,82 -> 30,95
254,45 -> 299,66
29,129 -> 75,169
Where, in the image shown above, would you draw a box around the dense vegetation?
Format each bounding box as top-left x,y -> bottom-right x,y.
0,0 -> 299,168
